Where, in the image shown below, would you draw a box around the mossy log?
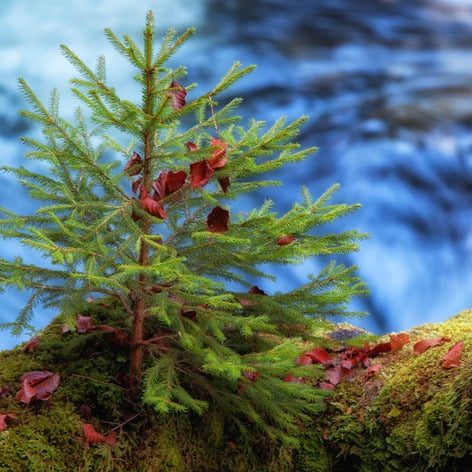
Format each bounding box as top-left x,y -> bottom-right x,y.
0,303 -> 470,471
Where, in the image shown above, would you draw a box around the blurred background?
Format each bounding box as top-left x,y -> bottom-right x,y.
0,0 -> 471,349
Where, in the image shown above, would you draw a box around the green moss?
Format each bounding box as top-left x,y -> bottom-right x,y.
0,304 -> 470,471
318,309 -> 472,472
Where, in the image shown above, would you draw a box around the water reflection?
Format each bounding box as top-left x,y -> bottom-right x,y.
0,0 -> 471,348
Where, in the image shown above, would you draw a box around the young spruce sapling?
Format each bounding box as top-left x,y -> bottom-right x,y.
0,12 -> 368,442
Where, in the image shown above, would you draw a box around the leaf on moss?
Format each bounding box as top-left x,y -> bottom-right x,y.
306,348 -> 333,366
16,371 -> 60,404
389,333 -> 410,352
296,354 -> 313,366
366,364 -> 382,376
368,341 -> 391,357
442,341 -> 464,368
413,336 -> 450,355
319,382 -> 335,391
76,315 -> 92,334
22,336 -> 40,353
92,325 -> 130,346
0,413 -> 16,432
83,423 -> 117,446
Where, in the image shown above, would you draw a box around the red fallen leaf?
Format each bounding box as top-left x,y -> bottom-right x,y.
83,423 -> 117,446
341,359 -> 354,370
249,286 -> 267,295
306,348 -> 333,366
239,298 -> 254,307
369,341 -> 391,357
131,177 -> 142,194
124,152 -> 142,176
92,325 -> 129,346
152,170 -> 187,199
208,138 -> 228,169
218,176 -> 231,193
0,413 -> 16,432
296,354 -> 313,366
325,364 -> 349,386
367,364 -> 382,376
390,333 -> 410,352
277,234 -> 295,246
60,324 -> 71,335
283,374 -> 305,383
243,370 -> 260,382
23,336 -> 40,353
76,315 -> 92,334
185,141 -> 198,151
139,186 -> 167,219
227,440 -> 237,449
207,206 -> 229,233
442,341 -> 464,368
190,159 -> 215,188
319,382 -> 335,391
16,371 -> 60,404
340,346 -> 367,368
168,80 -> 187,110
413,336 -> 450,355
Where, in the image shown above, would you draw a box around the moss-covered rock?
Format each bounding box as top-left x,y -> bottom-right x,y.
0,304 -> 470,471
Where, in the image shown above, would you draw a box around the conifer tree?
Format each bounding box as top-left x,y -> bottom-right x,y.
0,12 -> 367,442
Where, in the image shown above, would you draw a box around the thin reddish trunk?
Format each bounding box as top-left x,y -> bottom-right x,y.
129,48 -> 155,396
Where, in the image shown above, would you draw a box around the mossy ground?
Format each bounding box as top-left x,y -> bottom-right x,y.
0,302 -> 470,471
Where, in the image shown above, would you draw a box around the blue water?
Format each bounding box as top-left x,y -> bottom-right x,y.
1,0 -> 471,348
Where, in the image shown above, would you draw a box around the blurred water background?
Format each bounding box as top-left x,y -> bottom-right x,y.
1,0 -> 471,349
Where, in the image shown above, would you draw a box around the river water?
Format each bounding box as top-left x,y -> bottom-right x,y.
0,0 -> 471,348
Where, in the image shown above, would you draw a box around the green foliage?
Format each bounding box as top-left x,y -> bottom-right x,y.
0,11 -> 368,443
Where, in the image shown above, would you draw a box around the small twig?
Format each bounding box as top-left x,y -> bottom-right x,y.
105,412 -> 141,434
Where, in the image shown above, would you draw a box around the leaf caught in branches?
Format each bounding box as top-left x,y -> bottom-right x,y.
124,152 -> 142,176
139,186 -> 167,219
277,235 -> 295,246
190,160 -> 214,188
152,170 -> 187,199
168,80 -> 187,110
208,138 -> 228,169
207,206 -> 229,233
